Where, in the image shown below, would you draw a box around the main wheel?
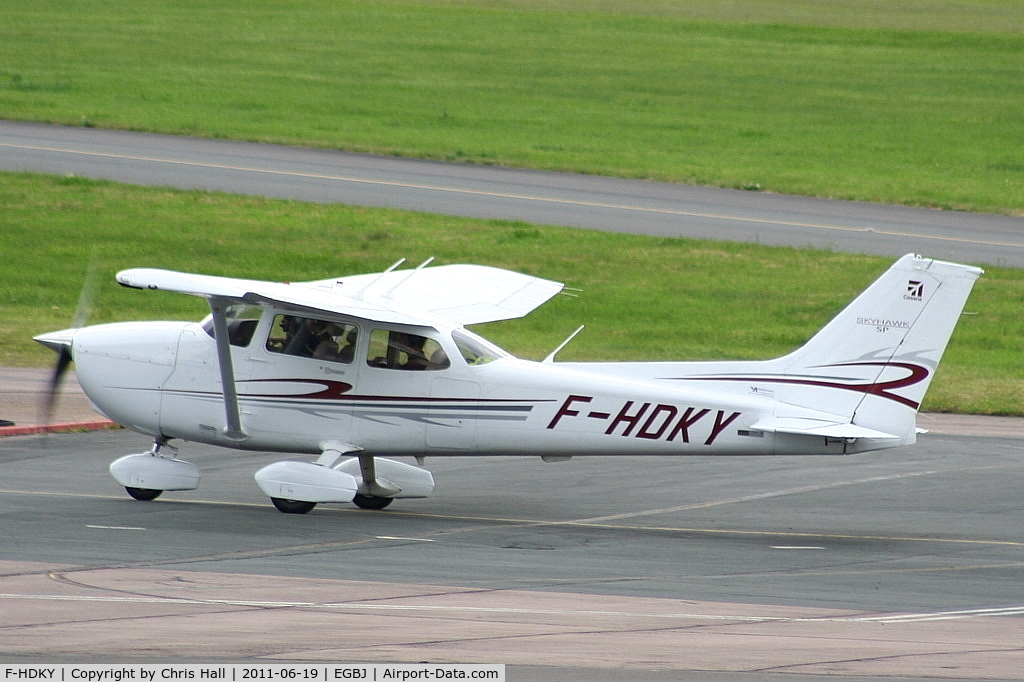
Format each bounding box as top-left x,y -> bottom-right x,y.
270,497 -> 317,514
352,493 -> 393,510
125,487 -> 162,501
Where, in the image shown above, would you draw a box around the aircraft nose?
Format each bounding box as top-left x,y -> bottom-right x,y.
62,321 -> 186,436
34,328 -> 77,354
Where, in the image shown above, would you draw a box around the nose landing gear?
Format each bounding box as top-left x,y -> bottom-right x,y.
109,439 -> 201,501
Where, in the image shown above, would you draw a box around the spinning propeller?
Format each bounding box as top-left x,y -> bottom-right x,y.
38,260 -> 98,426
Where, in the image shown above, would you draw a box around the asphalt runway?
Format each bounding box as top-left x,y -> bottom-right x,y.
2,428 -> 1023,679
2,120 -> 1023,268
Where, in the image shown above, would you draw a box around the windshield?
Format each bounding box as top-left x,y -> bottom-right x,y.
452,329 -> 510,365
200,303 -> 263,347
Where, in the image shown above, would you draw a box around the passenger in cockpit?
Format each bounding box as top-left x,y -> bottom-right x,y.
314,323 -> 357,364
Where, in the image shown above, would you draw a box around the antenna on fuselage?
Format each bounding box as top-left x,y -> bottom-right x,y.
349,258 -> 406,300
382,257 -> 434,299
543,325 -> 585,364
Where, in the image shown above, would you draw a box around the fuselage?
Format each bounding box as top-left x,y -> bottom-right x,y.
60,303 -> 851,459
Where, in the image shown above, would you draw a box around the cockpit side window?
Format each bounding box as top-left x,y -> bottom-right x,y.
200,303 -> 262,347
266,314 -> 359,364
367,329 -> 450,371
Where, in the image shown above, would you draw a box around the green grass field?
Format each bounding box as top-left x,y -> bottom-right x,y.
3,0 -> 1024,213
1,1 -> 1022,414
3,173 -> 1021,415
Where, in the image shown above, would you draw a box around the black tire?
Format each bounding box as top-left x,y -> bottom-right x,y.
270,497 -> 316,514
352,493 -> 393,510
125,487 -> 162,501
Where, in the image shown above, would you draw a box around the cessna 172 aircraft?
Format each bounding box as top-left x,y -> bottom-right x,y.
35,253 -> 981,514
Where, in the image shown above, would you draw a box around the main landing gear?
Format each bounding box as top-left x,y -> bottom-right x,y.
269,497 -> 317,514
352,493 -> 393,510
255,443 -> 433,514
269,493 -> 392,514
108,439 -> 433,513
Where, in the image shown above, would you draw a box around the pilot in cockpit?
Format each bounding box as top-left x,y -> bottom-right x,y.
314,323 -> 357,363
388,332 -> 429,370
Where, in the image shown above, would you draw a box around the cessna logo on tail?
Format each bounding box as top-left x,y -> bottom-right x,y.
906,280 -> 924,301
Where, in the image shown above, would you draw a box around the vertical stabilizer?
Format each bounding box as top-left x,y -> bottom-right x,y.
773,254 -> 982,445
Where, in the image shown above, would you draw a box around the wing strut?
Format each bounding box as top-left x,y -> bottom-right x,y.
209,298 -> 248,442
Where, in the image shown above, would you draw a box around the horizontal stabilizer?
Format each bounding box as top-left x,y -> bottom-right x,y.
750,416 -> 900,441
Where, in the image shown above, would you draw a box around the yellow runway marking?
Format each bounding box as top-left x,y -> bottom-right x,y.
3,485 -> 1022,548
4,141 -> 1023,251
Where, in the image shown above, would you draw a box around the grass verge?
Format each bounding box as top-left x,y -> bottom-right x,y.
2,0 -> 1023,213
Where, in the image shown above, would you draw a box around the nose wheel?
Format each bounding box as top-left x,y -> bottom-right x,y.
270,497 -> 317,514
109,439 -> 201,502
125,486 -> 162,501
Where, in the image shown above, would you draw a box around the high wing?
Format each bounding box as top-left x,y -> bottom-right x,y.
116,262 -> 563,444
116,262 -> 565,326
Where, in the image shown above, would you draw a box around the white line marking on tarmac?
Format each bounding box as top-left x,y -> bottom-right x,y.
375,536 -> 435,542
1,592 -> 1022,623
85,524 -> 147,531
850,606 -> 1024,622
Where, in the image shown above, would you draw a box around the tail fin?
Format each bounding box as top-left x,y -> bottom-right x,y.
771,254 -> 982,446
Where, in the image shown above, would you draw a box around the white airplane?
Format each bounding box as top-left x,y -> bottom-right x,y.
35,253 -> 982,514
